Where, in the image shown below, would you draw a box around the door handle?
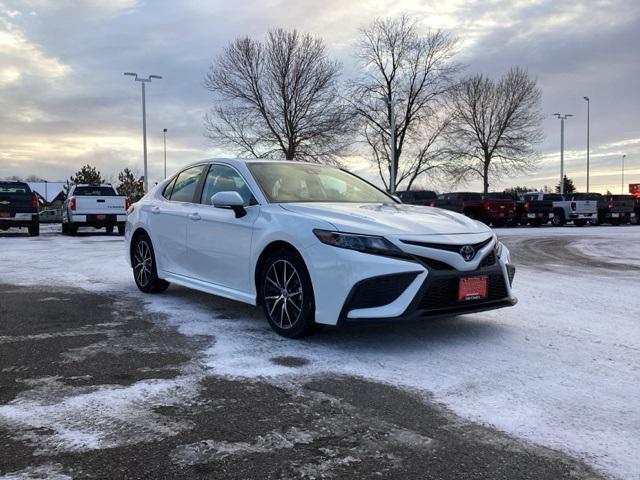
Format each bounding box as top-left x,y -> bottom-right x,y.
188,212 -> 201,221
151,206 -> 161,214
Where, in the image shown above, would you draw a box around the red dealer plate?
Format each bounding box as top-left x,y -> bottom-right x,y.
458,276 -> 488,301
0,211 -> 9,217
96,214 -> 106,220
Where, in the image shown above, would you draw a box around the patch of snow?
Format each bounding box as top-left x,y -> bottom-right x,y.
0,463 -> 71,480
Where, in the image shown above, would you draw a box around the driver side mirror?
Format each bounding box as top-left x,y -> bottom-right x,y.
211,191 -> 247,218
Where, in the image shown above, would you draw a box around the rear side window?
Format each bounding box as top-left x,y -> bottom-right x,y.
460,193 -> 481,200
413,191 -> 436,201
73,186 -> 116,196
0,183 -> 30,194
168,165 -> 206,203
544,194 -> 563,201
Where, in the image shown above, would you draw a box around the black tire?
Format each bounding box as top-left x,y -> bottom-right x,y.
574,219 -> 587,227
551,212 -> 565,226
117,225 -> 125,236
61,222 -> 69,235
259,249 -> 316,338
69,224 -> 78,236
106,225 -> 114,234
28,221 -> 39,237
132,233 -> 170,293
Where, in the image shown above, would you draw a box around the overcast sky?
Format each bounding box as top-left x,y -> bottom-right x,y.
1,0 -> 638,193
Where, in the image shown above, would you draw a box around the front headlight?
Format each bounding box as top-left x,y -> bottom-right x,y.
313,229 -> 405,257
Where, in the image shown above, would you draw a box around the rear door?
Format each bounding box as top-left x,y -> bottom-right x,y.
186,163 -> 259,293
148,164 -> 206,276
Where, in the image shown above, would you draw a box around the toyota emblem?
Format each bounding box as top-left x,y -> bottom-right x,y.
459,245 -> 475,261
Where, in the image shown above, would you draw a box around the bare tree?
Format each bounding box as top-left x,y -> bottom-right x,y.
204,29 -> 352,163
349,15 -> 459,192
445,67 -> 544,193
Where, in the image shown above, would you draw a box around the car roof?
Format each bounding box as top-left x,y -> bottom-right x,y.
179,157 -> 332,171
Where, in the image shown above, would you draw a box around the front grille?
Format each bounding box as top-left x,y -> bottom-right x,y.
347,272 -> 419,310
401,237 -> 492,253
418,272 -> 508,311
480,251 -> 496,268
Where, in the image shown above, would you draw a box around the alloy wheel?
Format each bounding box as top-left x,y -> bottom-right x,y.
264,259 -> 303,329
134,239 -> 153,287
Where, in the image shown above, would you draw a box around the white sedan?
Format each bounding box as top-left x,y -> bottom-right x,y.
125,159 -> 516,337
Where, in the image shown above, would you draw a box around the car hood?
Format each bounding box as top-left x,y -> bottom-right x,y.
280,202 -> 491,236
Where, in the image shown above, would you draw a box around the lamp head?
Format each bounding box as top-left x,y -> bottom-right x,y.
149,75 -> 162,80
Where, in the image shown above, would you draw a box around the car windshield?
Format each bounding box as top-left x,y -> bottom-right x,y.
247,162 -> 394,204
74,186 -> 116,196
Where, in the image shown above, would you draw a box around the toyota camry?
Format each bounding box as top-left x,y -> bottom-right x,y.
125,159 -> 516,337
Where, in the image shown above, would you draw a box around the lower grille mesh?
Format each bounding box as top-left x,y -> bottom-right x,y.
418,273 -> 508,311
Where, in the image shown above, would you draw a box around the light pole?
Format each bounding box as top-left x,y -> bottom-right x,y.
583,96 -> 590,192
553,113 -> 573,195
622,154 -> 626,193
387,93 -> 404,194
163,128 -> 168,179
124,72 -> 162,193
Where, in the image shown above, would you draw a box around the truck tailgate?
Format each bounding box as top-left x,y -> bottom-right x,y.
574,200 -> 597,215
75,196 -> 126,214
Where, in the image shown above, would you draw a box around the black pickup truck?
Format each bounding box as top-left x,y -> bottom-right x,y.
599,194 -> 636,225
396,190 -> 438,206
486,191 -> 554,227
0,181 -> 40,236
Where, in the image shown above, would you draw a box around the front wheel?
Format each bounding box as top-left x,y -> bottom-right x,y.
259,250 -> 316,338
132,234 -> 170,293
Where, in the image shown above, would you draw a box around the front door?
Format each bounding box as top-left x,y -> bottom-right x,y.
186,163 -> 259,293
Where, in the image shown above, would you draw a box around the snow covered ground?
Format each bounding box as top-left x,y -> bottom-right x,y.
1,225 -> 639,479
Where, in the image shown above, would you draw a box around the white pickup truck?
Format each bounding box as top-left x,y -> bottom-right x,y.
62,184 -> 129,235
529,192 -> 597,226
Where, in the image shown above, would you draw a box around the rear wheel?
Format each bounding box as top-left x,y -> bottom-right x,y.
28,220 -> 39,237
61,222 -> 69,235
551,212 -> 565,226
117,225 -> 125,236
259,249 -> 316,338
68,224 -> 78,236
106,225 -> 114,234
132,233 -> 169,293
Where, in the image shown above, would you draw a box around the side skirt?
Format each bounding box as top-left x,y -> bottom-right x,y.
159,270 -> 257,306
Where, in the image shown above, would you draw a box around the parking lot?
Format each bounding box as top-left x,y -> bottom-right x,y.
1,225 -> 639,479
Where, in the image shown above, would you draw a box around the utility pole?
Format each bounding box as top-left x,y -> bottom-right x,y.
163,128 -> 168,179
124,72 -> 162,193
388,93 -> 396,194
622,154 -> 626,194
553,113 -> 573,195
583,97 -> 590,192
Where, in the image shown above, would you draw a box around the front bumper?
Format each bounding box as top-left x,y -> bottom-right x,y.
302,239 -> 516,325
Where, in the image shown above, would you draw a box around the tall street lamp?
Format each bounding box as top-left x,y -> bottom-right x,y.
583,96 -> 590,192
124,72 -> 162,193
387,93 -> 404,194
622,154 -> 627,193
553,113 -> 573,195
163,128 -> 168,179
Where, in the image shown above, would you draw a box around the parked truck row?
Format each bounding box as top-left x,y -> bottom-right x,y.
397,190 -> 639,227
0,181 -> 128,236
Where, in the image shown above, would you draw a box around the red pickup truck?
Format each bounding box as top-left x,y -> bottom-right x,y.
435,192 -> 516,227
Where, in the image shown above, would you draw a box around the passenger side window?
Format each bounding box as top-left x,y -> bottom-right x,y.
169,165 -> 206,203
200,164 -> 255,207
